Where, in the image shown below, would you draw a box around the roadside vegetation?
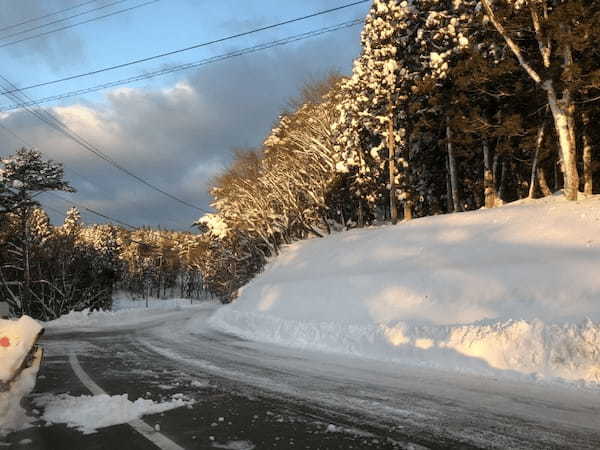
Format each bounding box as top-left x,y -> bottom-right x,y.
1,0 -> 599,315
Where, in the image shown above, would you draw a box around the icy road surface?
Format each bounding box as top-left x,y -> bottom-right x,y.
6,306 -> 600,449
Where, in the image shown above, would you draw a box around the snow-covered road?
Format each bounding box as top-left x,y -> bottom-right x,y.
11,306 -> 599,449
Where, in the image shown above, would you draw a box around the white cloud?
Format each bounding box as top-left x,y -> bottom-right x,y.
0,26 -> 361,228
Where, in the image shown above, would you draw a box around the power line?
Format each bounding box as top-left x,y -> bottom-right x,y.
0,0 -> 134,42
0,115 -> 128,228
0,118 -> 97,187
0,74 -> 209,213
44,195 -> 171,249
0,0 -> 159,50
42,202 -> 68,217
0,120 -> 30,147
0,123 -> 137,229
0,5 -> 366,220
0,99 -> 193,232
0,0 -> 97,34
47,193 -> 189,241
0,19 -> 364,111
0,0 -> 369,96
47,192 -> 138,229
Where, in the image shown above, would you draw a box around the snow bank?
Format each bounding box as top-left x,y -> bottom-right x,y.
112,297 -> 209,312
33,392 -> 193,434
46,300 -> 219,331
210,194 -> 600,385
0,317 -> 43,433
0,316 -> 42,383
0,356 -> 41,435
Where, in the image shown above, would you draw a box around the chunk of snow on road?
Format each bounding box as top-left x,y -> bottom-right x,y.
209,194 -> 600,385
34,393 -> 194,434
212,441 -> 255,450
190,379 -> 210,388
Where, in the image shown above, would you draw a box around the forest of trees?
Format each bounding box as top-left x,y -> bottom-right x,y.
196,0 -> 599,299
0,149 -> 209,320
2,0 -> 599,315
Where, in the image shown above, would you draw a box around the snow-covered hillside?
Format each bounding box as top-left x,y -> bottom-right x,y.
210,194 -> 600,385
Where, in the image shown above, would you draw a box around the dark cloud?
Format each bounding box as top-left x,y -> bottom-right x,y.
1,24 -> 361,229
0,0 -> 97,69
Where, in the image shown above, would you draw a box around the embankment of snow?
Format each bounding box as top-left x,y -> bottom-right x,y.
0,316 -> 42,383
46,299 -> 219,331
0,360 -> 41,434
209,194 -> 600,385
112,297 -> 210,312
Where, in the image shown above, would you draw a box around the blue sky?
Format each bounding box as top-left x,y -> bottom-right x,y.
0,0 -> 368,229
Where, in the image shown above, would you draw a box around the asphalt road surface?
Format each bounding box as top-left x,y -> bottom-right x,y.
4,307 -> 600,449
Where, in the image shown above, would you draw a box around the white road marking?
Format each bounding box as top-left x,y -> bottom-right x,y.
68,352 -> 185,450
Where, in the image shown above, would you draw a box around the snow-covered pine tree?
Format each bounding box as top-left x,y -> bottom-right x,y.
335,0 -> 417,223
62,206 -> 82,237
0,148 -> 74,315
0,148 -> 74,215
28,207 -> 51,245
400,0 -> 477,213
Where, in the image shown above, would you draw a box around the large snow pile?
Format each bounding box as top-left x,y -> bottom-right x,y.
0,316 -> 42,383
0,362 -> 40,434
46,300 -> 218,331
0,316 -> 43,433
112,297 -> 208,311
210,194 -> 600,385
33,392 -> 193,434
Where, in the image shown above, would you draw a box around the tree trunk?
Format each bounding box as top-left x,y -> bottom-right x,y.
445,156 -> 453,213
403,200 -> 413,221
498,160 -> 507,202
492,152 -> 500,190
357,198 -> 364,228
483,138 -> 496,208
387,113 -> 398,225
529,121 -> 546,198
554,158 -> 560,191
582,113 -> 593,195
446,122 -> 462,212
537,166 -> 552,196
400,132 -> 414,221
544,81 -> 579,200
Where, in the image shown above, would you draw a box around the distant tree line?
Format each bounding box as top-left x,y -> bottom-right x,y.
0,149 -> 209,320
195,0 -> 599,300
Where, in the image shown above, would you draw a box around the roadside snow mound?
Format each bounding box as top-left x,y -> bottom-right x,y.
210,194 -> 600,385
112,297 -> 211,311
46,300 -> 219,331
0,316 -> 43,433
0,316 -> 42,383
0,362 -> 40,434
